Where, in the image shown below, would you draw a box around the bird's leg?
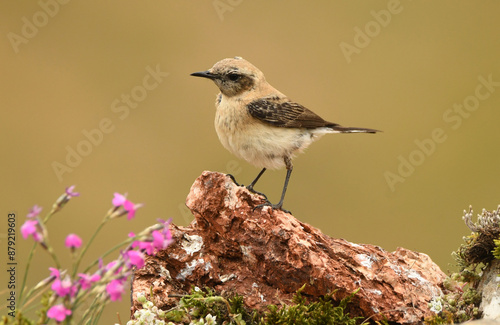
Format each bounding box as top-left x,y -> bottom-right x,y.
273,161 -> 292,212
246,168 -> 267,193
246,168 -> 269,201
248,168 -> 267,189
254,157 -> 292,214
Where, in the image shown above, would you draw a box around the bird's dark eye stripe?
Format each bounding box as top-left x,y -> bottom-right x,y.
227,73 -> 240,81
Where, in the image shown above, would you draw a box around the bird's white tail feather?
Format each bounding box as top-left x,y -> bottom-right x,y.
328,125 -> 380,134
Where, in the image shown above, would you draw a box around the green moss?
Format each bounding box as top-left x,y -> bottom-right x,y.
261,285 -> 362,325
493,238 -> 500,260
458,206 -> 500,266
130,285 -> 364,325
425,205 -> 500,324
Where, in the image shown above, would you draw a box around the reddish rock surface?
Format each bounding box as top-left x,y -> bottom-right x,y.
132,171 -> 449,324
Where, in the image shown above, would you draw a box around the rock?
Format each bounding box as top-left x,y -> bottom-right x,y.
461,320 -> 500,325
478,259 -> 500,321
132,171 -> 449,324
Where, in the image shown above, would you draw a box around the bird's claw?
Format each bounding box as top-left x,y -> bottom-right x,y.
227,174 -> 269,200
246,185 -> 269,201
253,202 -> 291,214
226,174 -> 241,186
227,173 -> 287,212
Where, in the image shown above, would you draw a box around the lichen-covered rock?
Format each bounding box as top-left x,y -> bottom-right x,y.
478,259 -> 500,321
132,171 -> 448,324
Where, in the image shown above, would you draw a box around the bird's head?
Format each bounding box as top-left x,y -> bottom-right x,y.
191,57 -> 266,97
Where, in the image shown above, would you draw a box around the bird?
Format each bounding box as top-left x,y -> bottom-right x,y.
191,57 -> 380,212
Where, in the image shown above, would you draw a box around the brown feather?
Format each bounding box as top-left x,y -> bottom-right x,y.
246,97 -> 339,129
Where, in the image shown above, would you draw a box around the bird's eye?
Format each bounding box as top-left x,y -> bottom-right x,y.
227,73 -> 240,81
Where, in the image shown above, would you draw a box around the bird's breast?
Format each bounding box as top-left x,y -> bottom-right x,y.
214,96 -> 321,169
214,97 -> 250,152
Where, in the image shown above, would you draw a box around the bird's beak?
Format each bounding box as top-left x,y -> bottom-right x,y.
190,70 -> 218,80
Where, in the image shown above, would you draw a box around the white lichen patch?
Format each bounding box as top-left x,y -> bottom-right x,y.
181,234 -> 203,256
356,254 -> 374,269
153,279 -> 164,288
390,264 -> 402,276
160,266 -> 171,280
250,283 -> 266,302
296,238 -> 311,247
407,269 -> 428,285
407,269 -> 443,297
176,258 -> 204,280
219,273 -> 237,283
368,288 -> 382,295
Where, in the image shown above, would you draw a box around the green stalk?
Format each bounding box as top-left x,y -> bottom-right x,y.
17,242 -> 37,308
82,237 -> 135,274
72,214 -> 110,278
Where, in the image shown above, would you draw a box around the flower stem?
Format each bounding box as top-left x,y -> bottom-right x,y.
82,238 -> 134,274
19,206 -> 58,307
72,212 -> 111,278
17,242 -> 37,308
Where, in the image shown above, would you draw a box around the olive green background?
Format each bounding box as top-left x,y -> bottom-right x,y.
1,1 -> 500,322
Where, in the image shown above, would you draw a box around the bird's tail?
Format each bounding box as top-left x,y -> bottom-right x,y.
327,123 -> 381,134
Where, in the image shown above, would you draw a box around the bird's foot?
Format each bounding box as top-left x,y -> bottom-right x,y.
246,185 -> 269,201
253,201 -> 291,214
226,174 -> 241,186
227,174 -> 270,200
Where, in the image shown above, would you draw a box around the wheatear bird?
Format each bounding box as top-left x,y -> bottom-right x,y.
191,57 -> 380,212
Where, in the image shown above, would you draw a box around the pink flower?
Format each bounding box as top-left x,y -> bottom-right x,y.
106,279 -> 125,301
131,218 -> 174,255
20,220 -> 43,242
112,193 -> 143,220
105,260 -> 118,271
125,250 -> 145,269
21,220 -> 38,238
49,268 -> 76,297
27,205 -> 42,218
65,185 -> 80,197
133,241 -> 154,255
123,200 -> 139,220
47,304 -> 72,322
159,218 -> 173,231
53,185 -> 80,210
65,234 -> 82,249
78,273 -> 101,290
112,193 -> 127,207
52,275 -> 76,297
49,267 -> 60,278
152,219 -> 174,250
153,230 -> 173,251
100,260 -> 125,278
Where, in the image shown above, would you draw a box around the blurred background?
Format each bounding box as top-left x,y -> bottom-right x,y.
1,1 -> 499,322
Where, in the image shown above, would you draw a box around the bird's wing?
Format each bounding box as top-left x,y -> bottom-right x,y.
246,97 -> 337,129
